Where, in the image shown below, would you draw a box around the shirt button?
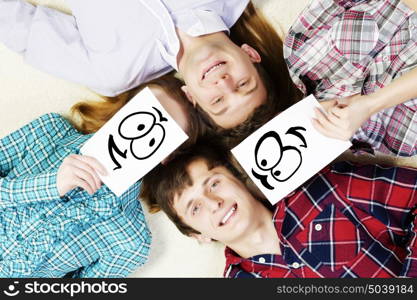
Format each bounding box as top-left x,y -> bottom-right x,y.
383,56 -> 389,62
258,257 -> 266,263
292,262 -> 300,269
315,224 -> 322,231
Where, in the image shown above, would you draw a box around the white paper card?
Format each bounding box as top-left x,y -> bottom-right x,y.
81,87 -> 188,196
231,95 -> 351,205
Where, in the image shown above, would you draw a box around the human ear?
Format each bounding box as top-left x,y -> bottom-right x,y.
191,233 -> 213,244
181,85 -> 196,107
240,44 -> 262,63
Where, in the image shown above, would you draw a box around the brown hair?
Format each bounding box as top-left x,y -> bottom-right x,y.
140,136 -> 251,235
71,73 -> 206,145
197,2 -> 302,144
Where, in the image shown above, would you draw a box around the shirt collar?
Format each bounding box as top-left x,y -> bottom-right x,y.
224,201 -> 288,273
172,3 -> 228,37
162,2 -> 229,70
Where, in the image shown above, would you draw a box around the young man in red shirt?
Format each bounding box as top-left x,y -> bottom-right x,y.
143,140 -> 417,278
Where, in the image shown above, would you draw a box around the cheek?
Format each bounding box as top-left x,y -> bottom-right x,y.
191,211 -> 214,233
171,109 -> 190,133
253,83 -> 267,108
220,181 -> 246,200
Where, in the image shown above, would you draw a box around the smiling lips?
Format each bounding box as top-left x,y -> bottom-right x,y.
219,203 -> 237,226
202,61 -> 226,80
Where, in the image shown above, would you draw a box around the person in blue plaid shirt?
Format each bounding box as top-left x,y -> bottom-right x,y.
0,76 -> 196,277
145,139 -> 417,278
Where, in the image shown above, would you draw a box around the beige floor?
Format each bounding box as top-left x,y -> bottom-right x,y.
0,0 -> 416,278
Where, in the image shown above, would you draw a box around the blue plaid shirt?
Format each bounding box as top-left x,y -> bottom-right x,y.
0,113 -> 151,277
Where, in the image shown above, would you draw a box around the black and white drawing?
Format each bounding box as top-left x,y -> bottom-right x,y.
80,87 -> 188,196
231,95 -> 351,205
108,107 -> 168,170
252,126 -> 307,190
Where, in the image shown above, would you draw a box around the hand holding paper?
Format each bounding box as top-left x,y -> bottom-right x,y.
313,94 -> 372,141
232,95 -> 352,205
81,87 -> 188,196
57,154 -> 107,196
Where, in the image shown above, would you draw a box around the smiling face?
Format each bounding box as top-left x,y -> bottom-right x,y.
178,33 -> 267,129
173,158 -> 263,245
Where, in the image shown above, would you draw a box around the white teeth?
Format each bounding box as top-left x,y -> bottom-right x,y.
220,206 -> 236,226
203,62 -> 225,79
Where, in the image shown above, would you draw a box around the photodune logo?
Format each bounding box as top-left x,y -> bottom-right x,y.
3,281 -> 20,297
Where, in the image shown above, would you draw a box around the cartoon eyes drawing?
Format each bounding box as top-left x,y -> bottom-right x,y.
252,126 -> 307,190
129,123 -> 165,160
108,107 -> 168,170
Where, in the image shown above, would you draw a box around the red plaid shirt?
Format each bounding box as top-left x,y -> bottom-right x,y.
284,0 -> 417,156
224,161 -> 417,278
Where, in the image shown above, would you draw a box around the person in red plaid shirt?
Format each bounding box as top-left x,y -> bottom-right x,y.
285,0 -> 417,157
143,139 -> 417,278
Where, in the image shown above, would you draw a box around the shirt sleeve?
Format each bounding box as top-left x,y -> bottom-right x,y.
283,0 -> 384,99
0,113 -> 71,207
0,0 -> 139,96
75,248 -> 148,278
0,170 -> 61,208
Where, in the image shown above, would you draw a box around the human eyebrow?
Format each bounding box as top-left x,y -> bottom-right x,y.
184,176 -> 213,214
185,198 -> 194,215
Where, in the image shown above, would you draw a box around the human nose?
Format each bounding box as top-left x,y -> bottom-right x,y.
212,73 -> 234,93
204,196 -> 224,213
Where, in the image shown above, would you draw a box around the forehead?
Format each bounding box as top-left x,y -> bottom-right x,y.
175,159 -> 211,200
173,158 -> 228,214
186,158 -> 211,181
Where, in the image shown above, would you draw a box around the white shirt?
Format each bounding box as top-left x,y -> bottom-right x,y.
0,0 -> 249,96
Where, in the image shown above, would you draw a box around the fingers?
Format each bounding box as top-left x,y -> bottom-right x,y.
312,107 -> 350,140
73,178 -> 95,195
66,156 -> 101,190
72,166 -> 100,194
313,107 -> 339,131
319,99 -> 338,111
65,154 -> 107,195
312,117 -> 341,139
74,155 -> 108,176
329,104 -> 347,119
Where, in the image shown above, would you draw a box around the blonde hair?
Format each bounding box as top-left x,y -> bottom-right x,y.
70,73 -> 207,164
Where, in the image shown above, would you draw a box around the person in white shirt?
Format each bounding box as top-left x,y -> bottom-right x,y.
0,0 -> 299,132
